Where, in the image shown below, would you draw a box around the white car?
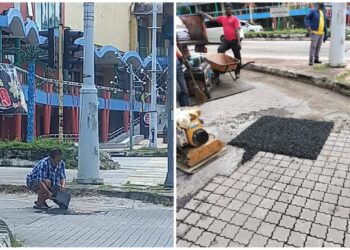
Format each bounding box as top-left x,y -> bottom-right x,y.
240,20 -> 264,33
205,20 -> 244,44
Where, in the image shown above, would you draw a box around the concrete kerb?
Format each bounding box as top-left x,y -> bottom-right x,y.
245,64 -> 350,97
0,220 -> 14,247
0,184 -> 173,206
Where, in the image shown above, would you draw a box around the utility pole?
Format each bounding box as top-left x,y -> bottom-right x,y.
58,23 -> 64,140
76,2 -> 103,184
329,2 -> 346,68
129,64 -> 134,151
164,39 -> 174,187
149,2 -> 158,149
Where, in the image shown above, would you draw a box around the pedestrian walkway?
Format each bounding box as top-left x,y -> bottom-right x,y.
1,193 -> 173,247
177,129 -> 350,247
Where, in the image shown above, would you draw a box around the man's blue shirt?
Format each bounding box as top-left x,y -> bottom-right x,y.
26,157 -> 66,187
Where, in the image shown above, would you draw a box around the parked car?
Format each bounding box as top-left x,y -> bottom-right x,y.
205,20 -> 244,43
240,20 -> 264,33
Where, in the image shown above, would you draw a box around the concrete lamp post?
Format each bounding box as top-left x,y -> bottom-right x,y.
76,2 -> 103,184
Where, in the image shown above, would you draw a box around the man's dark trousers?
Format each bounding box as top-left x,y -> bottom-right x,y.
218,39 -> 241,75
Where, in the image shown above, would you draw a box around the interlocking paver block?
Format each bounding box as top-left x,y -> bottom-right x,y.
300,208 -> 316,222
239,203 -> 256,215
207,220 -> 227,234
272,226 -> 290,242
271,201 -> 288,214
314,183 -> 328,192
338,196 -> 350,208
204,183 -> 219,192
231,212 -> 249,226
206,193 -> 221,204
235,191 -> 251,202
306,173 -> 319,181
294,219 -> 312,234
220,223 -> 240,240
255,186 -> 269,197
196,231 -> 216,247
324,241 -> 342,247
288,231 -> 307,247
177,223 -> 191,238
247,194 -> 263,206
207,205 -> 224,218
177,209 -> 191,221
278,193 -> 294,203
233,228 -> 254,245
266,189 -> 282,200
217,196 -> 232,207
265,211 -> 282,224
334,206 -> 350,219
222,178 -> 236,187
292,196 -> 307,207
227,200 -> 244,212
251,176 -> 264,186
213,185 -> 230,195
310,223 -> 328,239
210,236 -> 230,247
279,175 -> 292,184
194,191 -> 211,201
228,241 -> 245,247
286,204 -> 302,217
295,171 -> 307,179
248,234 -> 268,247
273,182 -> 287,191
341,188 -> 350,198
297,187 -> 312,198
290,178 -> 303,187
327,228 -> 345,244
310,190 -> 325,201
252,207 -> 269,220
225,188 -> 239,198
314,212 -> 331,226
330,216 -> 347,231
218,209 -> 236,222
266,239 -> 284,247
184,212 -> 202,225
262,179 -> 276,189
331,177 -> 344,187
177,239 -> 192,247
319,202 -> 335,215
285,184 -> 299,195
305,199 -> 321,211
195,202 -> 212,214
279,215 -> 296,229
196,215 -> 215,230
257,222 -> 276,237
302,180 -> 316,189
344,234 -> 350,247
305,236 -> 323,247
185,199 -> 202,211
324,193 -> 338,204
232,181 -> 247,190
319,175 -> 332,184
183,227 -> 204,243
243,217 -> 262,231
259,198 -> 275,210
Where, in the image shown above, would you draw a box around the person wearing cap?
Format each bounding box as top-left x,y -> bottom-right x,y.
26,148 -> 66,209
200,3 -> 242,79
304,3 -> 328,66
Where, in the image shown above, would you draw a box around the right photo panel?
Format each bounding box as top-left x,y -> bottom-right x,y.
176,2 -> 350,247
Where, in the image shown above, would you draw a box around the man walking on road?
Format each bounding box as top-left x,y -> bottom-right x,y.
200,4 -> 242,78
26,148 -> 66,209
304,3 -> 328,66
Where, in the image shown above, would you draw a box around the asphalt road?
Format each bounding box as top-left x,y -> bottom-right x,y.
1,193 -> 173,247
205,40 -> 350,60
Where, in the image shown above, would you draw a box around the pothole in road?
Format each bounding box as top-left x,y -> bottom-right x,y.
229,115 -> 334,163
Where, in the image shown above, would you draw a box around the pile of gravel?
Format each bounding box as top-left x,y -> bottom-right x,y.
229,116 -> 334,163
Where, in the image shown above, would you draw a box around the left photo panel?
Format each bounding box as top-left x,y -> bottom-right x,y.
0,2 -> 174,247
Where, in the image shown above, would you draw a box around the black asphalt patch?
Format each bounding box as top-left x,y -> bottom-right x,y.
229,116 -> 334,163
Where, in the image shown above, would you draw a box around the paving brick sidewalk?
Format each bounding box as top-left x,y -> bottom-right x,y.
1,193 -> 173,247
177,129 -> 350,247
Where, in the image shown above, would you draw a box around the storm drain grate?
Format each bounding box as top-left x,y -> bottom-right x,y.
229,116 -> 334,163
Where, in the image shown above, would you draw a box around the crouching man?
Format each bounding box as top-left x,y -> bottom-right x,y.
26,148 -> 66,209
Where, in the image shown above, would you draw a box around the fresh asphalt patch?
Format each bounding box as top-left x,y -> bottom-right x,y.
229,116 -> 334,163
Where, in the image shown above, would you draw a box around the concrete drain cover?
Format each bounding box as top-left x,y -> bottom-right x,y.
229,116 -> 333,163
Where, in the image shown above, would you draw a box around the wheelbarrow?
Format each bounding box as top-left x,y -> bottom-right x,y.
205,53 -> 254,85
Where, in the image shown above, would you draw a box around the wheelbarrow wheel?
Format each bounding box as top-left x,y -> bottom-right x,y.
213,71 -> 220,86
